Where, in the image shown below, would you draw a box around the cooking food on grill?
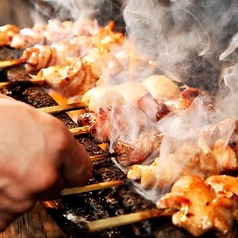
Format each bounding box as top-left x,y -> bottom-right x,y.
7,20 -> 124,72
22,37 -> 92,72
30,50 -> 124,97
78,84 -> 204,138
22,36 -> 123,73
127,118 -> 238,189
142,75 -> 181,101
156,174 -> 238,237
78,104 -> 148,143
32,57 -> 98,97
0,19 -> 99,50
0,24 -> 20,47
81,81 -> 150,112
113,132 -> 163,166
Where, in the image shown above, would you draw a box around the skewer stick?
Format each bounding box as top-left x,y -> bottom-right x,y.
0,78 -> 44,89
0,58 -> 26,68
60,180 -> 124,196
90,153 -> 117,162
87,208 -> 176,232
39,102 -> 88,114
69,126 -> 90,136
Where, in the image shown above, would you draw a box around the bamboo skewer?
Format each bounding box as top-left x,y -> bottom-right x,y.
0,58 -> 26,68
90,153 -> 117,162
39,102 -> 88,114
86,208 -> 177,232
0,78 -> 44,89
69,126 -> 90,136
60,180 -> 124,196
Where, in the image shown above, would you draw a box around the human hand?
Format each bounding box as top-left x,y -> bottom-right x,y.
0,94 -> 92,231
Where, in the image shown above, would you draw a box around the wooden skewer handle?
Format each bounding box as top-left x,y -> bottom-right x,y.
0,78 -> 44,89
60,180 -> 123,196
90,153 -> 117,162
69,126 -> 90,136
39,102 -> 88,114
0,58 -> 26,68
86,208 -> 176,232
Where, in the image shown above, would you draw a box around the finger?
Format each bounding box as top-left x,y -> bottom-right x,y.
61,138 -> 93,187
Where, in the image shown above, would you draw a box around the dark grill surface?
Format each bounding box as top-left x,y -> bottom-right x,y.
1,47 -> 238,238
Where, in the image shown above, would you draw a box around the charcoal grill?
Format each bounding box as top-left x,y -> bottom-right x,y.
1,47 -> 238,238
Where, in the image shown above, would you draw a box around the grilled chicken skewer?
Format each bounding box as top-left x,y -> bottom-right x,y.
0,21 -> 124,74
157,174 -> 238,237
0,19 -> 101,50
77,82 -> 238,191
127,118 -> 238,189
87,174 -> 238,237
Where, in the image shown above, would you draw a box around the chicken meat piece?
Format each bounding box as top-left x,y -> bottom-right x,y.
213,139 -> 238,172
77,104 -> 148,143
91,21 -> 124,50
22,36 -> 92,72
82,82 -> 150,112
33,57 -> 98,97
10,28 -> 46,50
1,19 -> 97,50
142,75 -> 181,101
157,175 -> 238,237
127,141 -> 219,189
113,132 -> 163,166
82,47 -> 123,82
157,175 -> 217,237
205,175 -> 238,234
0,24 -> 20,46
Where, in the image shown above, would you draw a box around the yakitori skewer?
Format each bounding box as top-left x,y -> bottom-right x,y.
60,180 -> 125,196
86,208 -> 177,232
39,102 -> 88,114
0,58 -> 26,68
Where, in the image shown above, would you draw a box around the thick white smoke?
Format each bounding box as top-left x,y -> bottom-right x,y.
123,0 -> 238,91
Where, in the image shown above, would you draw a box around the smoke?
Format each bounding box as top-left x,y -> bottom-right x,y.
28,0 -> 125,31
4,0 -> 238,199
123,0 -> 238,93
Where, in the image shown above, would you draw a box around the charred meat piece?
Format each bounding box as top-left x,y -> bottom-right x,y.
113,132 -> 163,166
